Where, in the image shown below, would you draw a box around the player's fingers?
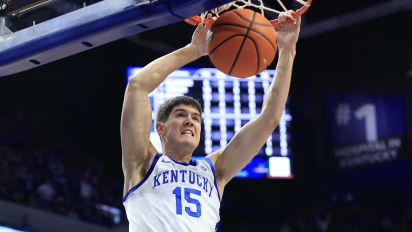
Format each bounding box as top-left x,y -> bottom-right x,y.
277,14 -> 286,23
198,13 -> 210,27
278,10 -> 292,21
196,22 -> 203,30
205,13 -> 216,26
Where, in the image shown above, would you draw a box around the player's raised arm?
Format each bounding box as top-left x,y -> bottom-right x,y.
208,15 -> 301,187
121,21 -> 211,195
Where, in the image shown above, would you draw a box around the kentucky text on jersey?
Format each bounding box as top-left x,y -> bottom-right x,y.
153,169 -> 214,197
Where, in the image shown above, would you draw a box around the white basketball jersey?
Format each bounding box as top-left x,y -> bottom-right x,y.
123,153 -> 221,232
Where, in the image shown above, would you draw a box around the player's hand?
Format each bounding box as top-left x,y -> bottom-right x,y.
188,14 -> 214,57
274,11 -> 301,51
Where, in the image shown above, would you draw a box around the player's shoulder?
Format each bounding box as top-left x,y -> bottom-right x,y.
205,149 -> 222,166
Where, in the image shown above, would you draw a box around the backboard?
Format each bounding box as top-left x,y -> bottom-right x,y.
0,0 -> 233,77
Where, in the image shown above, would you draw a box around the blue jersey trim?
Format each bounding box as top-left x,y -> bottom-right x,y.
169,156 -> 197,166
122,153 -> 162,202
202,157 -> 221,201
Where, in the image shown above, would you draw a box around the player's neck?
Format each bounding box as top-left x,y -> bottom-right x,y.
163,147 -> 193,163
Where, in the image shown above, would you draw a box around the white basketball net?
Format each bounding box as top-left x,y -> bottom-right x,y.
186,0 -> 312,26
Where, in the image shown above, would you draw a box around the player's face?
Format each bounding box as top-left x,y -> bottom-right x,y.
162,104 -> 202,150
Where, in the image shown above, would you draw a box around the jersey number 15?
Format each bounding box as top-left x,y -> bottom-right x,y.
172,187 -> 201,218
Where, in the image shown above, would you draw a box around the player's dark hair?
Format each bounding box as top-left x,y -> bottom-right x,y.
156,96 -> 202,123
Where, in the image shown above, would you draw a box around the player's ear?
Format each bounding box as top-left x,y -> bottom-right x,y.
156,122 -> 164,136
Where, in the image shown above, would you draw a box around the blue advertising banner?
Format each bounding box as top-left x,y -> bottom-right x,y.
324,92 -> 407,169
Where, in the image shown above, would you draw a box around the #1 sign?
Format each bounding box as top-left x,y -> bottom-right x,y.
324,92 -> 407,169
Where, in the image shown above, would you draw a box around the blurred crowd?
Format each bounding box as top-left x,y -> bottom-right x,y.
0,110 -> 124,227
220,193 -> 412,232
1,110 -> 412,231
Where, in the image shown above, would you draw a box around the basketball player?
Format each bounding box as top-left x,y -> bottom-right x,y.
121,13 -> 301,231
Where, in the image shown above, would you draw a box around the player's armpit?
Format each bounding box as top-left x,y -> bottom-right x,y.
209,114 -> 277,185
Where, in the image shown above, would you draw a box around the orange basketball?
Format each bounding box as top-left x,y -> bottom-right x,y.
207,9 -> 277,78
